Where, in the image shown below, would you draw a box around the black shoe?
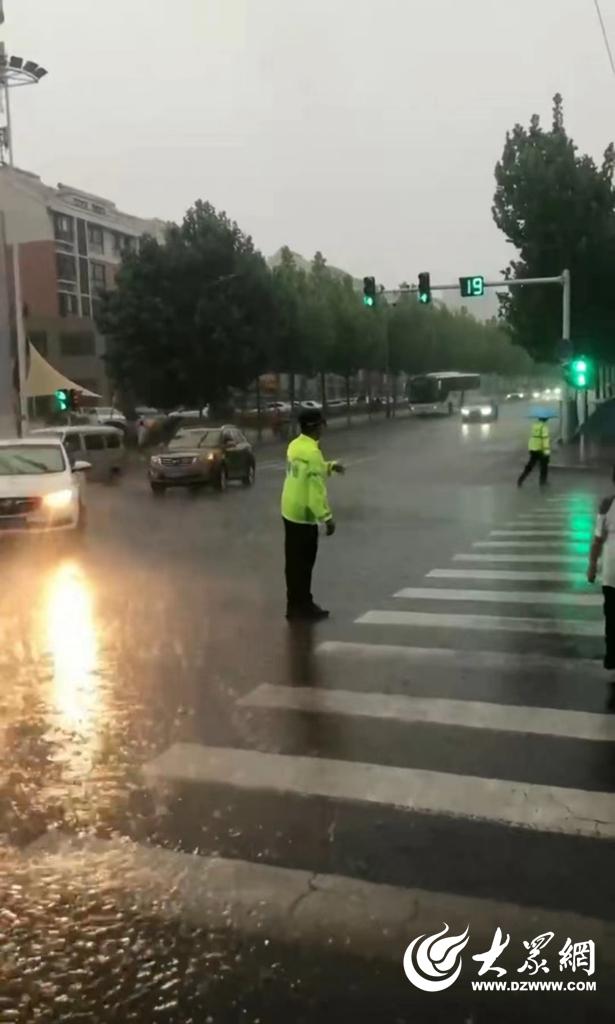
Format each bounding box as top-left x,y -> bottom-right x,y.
307,603 -> 329,620
286,604 -> 329,621
604,656 -> 615,670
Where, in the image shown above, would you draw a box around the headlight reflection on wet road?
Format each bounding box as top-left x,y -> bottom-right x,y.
44,559 -> 101,775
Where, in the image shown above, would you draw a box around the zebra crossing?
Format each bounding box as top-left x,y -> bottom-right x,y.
132,486 -> 615,935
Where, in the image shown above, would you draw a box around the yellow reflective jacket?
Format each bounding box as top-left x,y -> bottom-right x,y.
281,433 -> 335,524
528,420 -> 550,455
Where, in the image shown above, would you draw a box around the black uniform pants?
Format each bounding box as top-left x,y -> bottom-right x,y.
284,518 -> 318,611
603,586 -> 615,670
518,451 -> 549,486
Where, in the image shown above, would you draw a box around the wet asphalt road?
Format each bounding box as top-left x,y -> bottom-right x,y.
1,404 -> 615,1022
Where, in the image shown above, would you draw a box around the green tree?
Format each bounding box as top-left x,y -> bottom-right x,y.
99,200 -> 274,410
493,93 -> 615,360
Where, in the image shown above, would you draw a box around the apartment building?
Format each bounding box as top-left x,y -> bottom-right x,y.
0,166 -> 165,399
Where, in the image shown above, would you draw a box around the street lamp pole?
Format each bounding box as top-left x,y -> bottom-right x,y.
0,21 -> 48,435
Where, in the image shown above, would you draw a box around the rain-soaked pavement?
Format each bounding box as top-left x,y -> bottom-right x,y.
2,407 -> 615,1021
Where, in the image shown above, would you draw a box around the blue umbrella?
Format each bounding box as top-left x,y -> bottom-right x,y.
528,405 -> 557,419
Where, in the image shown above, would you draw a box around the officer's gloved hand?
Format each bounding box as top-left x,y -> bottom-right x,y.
325,520 -> 336,536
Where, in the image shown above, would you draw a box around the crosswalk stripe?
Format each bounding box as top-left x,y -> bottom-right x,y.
427,568 -> 588,583
394,586 -> 601,606
239,683 -> 615,741
142,742 -> 615,840
315,640 -> 603,676
473,540 -> 589,549
24,834 -> 615,964
517,512 -> 594,518
454,553 -> 587,563
490,530 -> 591,538
356,609 -> 601,636
546,501 -> 594,509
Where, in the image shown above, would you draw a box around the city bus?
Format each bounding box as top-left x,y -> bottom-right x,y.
408,371 -> 482,416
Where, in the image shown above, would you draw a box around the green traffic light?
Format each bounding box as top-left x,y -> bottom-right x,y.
577,374 -> 586,387
418,293 -> 429,304
363,295 -> 374,308
573,359 -> 587,373
55,388 -> 69,411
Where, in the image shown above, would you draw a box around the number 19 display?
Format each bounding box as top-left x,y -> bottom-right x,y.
459,275 -> 485,298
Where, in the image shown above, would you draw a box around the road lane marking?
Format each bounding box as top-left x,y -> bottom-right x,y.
394,587 -> 601,606
239,683 -> 615,741
427,568 -> 588,583
142,742 -> 615,840
356,610 -> 601,636
315,640 -> 603,676
454,553 -> 587,563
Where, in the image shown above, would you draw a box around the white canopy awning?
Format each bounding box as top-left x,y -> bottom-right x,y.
25,343 -> 100,399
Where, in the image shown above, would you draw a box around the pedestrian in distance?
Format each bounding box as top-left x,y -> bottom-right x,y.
587,466 -> 615,670
517,416 -> 550,487
136,416 -> 148,448
281,408 -> 345,622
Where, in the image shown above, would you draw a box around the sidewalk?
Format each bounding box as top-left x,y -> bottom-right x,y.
550,438 -> 615,473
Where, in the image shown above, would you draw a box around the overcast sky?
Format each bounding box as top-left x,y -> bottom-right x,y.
6,0 -> 615,288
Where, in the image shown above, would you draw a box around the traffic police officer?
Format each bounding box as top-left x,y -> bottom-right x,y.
517,416 -> 551,487
281,409 -> 344,620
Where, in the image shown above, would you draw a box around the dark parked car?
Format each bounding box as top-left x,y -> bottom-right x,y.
148,426 -> 255,495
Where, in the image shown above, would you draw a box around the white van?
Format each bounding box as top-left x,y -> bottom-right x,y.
30,425 -> 126,482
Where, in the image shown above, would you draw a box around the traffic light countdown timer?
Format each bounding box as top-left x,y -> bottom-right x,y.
459,275 -> 485,298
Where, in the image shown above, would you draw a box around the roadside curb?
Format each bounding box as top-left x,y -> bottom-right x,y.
21,832 -> 615,970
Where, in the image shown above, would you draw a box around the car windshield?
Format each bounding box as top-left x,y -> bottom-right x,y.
168,430 -> 221,450
0,445 -> 65,475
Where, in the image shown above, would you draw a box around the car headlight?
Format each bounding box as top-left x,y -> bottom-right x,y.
480,406 -> 492,415
150,455 -> 161,465
206,452 -> 216,462
43,489 -> 74,510
461,407 -> 469,415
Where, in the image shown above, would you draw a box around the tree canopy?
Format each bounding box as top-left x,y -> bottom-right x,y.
99,201 -> 274,410
99,199 -> 535,409
493,93 -> 615,361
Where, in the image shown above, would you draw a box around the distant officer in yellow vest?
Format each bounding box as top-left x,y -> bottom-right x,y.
517,416 -> 551,487
281,409 -> 345,621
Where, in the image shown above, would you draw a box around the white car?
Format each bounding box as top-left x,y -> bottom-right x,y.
87,406 -> 127,426
300,400 -> 322,411
168,406 -> 210,421
267,401 -> 291,414
0,438 -> 89,536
